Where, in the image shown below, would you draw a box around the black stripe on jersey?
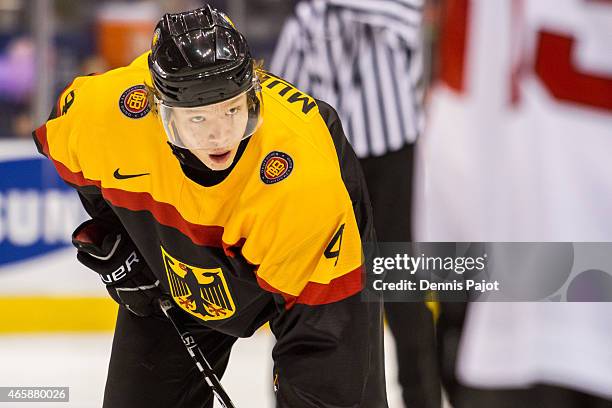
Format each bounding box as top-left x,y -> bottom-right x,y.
359,26 -> 385,156
373,27 -> 405,150
359,76 -> 374,157
332,16 -> 352,124
337,0 -> 423,11
316,99 -> 374,241
386,40 -> 408,146
32,131 -> 45,157
407,48 -> 422,141
328,0 -> 421,28
369,26 -> 392,152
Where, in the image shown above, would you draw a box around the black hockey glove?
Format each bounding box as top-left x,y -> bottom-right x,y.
71,219 -> 162,317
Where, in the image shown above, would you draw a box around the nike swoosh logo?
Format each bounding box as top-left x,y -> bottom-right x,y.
113,168 -> 150,180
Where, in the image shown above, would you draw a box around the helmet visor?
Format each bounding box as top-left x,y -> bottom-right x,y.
158,85 -> 262,150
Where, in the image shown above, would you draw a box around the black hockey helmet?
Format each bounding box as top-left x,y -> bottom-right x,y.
148,4 -> 255,107
147,5 -> 263,172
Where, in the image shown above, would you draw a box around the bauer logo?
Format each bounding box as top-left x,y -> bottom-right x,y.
260,151 -> 293,184
0,154 -> 87,267
119,85 -> 150,119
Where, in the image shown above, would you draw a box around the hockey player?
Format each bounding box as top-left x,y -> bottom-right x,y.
32,5 -> 388,408
416,0 -> 612,407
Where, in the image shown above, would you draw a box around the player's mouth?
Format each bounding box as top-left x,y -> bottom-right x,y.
208,150 -> 232,163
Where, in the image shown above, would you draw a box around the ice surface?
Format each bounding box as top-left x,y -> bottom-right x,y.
0,329 -> 404,407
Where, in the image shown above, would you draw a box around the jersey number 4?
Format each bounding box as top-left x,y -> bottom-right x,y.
324,224 -> 345,267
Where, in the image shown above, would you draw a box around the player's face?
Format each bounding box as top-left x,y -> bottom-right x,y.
161,94 -> 250,170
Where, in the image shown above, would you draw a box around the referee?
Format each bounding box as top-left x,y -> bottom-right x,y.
271,1 -> 440,407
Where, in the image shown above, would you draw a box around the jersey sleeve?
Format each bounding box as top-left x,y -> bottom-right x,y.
245,96 -> 385,406
258,139 -> 384,407
32,75 -> 122,226
242,177 -> 365,308
32,76 -> 91,181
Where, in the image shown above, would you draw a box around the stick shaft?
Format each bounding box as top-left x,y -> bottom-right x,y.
159,298 -> 237,408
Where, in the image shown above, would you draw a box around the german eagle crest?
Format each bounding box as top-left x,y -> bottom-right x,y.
161,246 -> 236,321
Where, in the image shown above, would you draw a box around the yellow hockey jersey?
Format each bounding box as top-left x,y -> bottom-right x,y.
33,52 -> 373,335
33,52 -> 389,407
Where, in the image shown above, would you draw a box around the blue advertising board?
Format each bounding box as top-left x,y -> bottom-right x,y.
0,141 -> 86,267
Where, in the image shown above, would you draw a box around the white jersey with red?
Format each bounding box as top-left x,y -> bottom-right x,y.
414,0 -> 612,398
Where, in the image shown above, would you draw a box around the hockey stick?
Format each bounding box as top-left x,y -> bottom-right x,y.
158,298 -> 237,408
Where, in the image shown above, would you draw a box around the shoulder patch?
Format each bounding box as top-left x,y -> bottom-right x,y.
259,73 -> 318,121
260,151 -> 294,184
119,85 -> 150,119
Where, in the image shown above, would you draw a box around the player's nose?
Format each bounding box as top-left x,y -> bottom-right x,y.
205,131 -> 220,142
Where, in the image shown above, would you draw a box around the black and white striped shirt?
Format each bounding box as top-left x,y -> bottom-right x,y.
270,0 -> 424,158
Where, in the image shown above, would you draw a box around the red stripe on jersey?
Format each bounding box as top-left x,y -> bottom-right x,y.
48,154 -> 229,248
257,266 -> 364,309
438,0 -> 471,93
256,276 -> 295,305
223,238 -> 247,258
104,188 -> 225,247
52,158 -> 100,189
33,124 -> 50,157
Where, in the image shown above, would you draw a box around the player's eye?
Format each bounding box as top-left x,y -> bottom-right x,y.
190,115 -> 206,123
226,106 -> 241,116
